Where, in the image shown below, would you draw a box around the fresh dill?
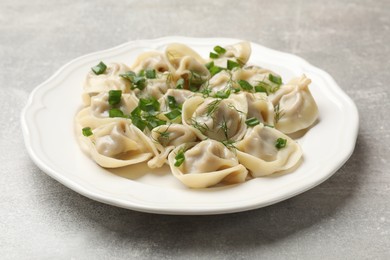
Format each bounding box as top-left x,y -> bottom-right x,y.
274,104 -> 285,124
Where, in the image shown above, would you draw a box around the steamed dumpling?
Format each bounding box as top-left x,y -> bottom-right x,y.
168,140 -> 248,188
239,92 -> 274,126
82,63 -> 131,106
269,75 -> 318,133
235,124 -> 302,177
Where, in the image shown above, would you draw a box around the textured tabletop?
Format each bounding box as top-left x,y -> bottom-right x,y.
1,0 -> 390,259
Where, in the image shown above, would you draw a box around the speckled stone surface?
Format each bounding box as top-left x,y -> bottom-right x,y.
1,0 -> 389,259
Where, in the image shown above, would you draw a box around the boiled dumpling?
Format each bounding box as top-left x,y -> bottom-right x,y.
90,91 -> 139,118
80,119 -> 158,168
211,41 -> 251,68
130,51 -> 171,74
168,140 -> 248,188
240,92 -> 274,126
235,123 -> 302,177
138,72 -> 174,100
148,124 -> 198,168
82,63 -> 131,106
269,75 -> 318,133
182,95 -> 248,142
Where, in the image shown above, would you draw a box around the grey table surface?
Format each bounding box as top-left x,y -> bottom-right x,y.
1,0 -> 389,259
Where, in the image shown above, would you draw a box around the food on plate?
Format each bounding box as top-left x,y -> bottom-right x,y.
75,41 -> 318,188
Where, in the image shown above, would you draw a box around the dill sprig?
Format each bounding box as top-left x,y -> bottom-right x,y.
274,104 -> 285,124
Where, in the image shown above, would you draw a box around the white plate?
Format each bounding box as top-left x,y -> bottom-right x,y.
21,37 -> 359,215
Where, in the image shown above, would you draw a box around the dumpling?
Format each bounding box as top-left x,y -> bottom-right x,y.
158,88 -> 196,112
138,72 -> 174,100
79,119 -> 158,168
164,43 -> 209,90
235,124 -> 302,177
169,56 -> 210,91
75,91 -> 139,130
168,140 -> 248,188
182,95 -> 248,142
232,66 -> 282,94
239,92 -> 274,126
165,43 -> 206,66
211,41 -> 251,68
269,75 -> 318,133
130,51 -> 170,74
148,124 -> 198,168
90,91 -> 139,118
82,63 -> 131,106
200,70 -> 235,94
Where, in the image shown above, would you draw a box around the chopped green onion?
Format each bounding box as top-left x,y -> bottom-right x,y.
255,83 -> 268,93
91,61 -> 107,75
164,109 -> 181,120
275,138 -> 287,149
269,74 -> 282,85
109,108 -> 125,118
139,98 -> 160,113
205,61 -> 214,70
176,78 -> 184,89
131,116 -> 146,131
167,96 -> 179,109
214,89 -> 231,99
145,115 -> 166,130
82,127 -> 93,137
119,71 -> 136,80
245,117 -> 260,127
132,76 -> 146,90
264,124 -> 275,128
209,52 -> 219,59
145,69 -> 156,79
238,80 -> 253,91
174,150 -> 185,167
209,65 -> 224,77
214,46 -> 226,55
138,70 -> 145,77
227,60 -> 240,70
108,90 -> 122,106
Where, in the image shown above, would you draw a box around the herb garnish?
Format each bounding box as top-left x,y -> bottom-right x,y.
174,149 -> 185,167
82,127 -> 93,137
275,138 -> 287,149
108,90 -> 122,106
91,61 -> 107,75
245,117 -> 260,127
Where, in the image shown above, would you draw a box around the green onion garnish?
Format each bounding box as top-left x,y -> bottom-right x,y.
238,80 -> 253,91
130,116 -> 146,131
209,52 -> 219,59
214,46 -> 226,55
119,71 -> 136,80
164,109 -> 181,120
82,127 -> 93,137
174,150 -> 185,167
108,90 -> 122,106
209,66 -> 223,77
245,117 -> 260,127
227,60 -> 240,70
138,70 -> 145,77
255,83 -> 268,93
145,69 -> 156,79
139,98 -> 160,113
145,115 -> 166,130
269,74 -> 282,85
109,108 -> 125,118
214,89 -> 231,99
275,138 -> 287,149
167,96 -> 179,109
91,61 -> 107,75
205,61 -> 214,70
132,77 -> 146,90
